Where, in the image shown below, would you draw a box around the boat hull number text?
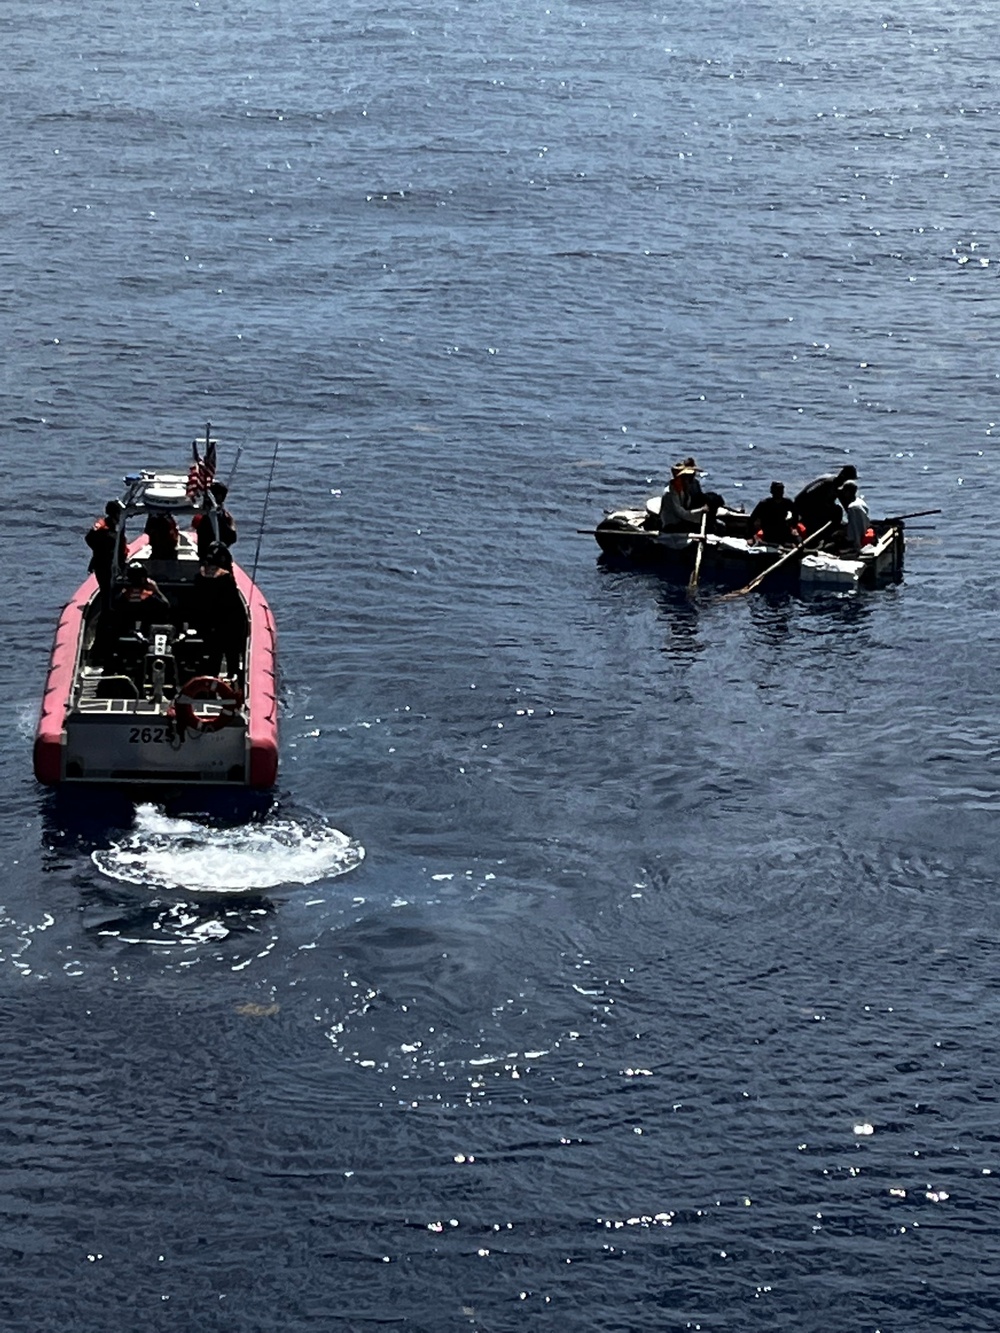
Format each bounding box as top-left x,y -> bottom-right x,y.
128,726 -> 174,745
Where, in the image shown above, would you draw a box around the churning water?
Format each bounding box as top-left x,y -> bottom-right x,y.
92,804 -> 365,895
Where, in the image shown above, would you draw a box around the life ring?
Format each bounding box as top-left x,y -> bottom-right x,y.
174,675 -> 243,733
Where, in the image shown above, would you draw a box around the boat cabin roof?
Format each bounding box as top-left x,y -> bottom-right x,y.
122,470 -> 200,518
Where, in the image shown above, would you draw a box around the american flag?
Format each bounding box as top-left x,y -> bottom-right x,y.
186,436 -> 217,498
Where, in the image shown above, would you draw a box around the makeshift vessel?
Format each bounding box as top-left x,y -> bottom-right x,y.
34,431 -> 278,788
594,496 -> 906,590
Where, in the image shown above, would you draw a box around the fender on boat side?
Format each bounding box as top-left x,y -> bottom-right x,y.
234,565 -> 279,790
33,577 -> 95,785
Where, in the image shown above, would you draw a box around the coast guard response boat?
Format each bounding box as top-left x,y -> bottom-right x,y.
34,429 -> 278,789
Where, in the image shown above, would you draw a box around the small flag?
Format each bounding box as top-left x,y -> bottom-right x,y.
186,438 -> 217,498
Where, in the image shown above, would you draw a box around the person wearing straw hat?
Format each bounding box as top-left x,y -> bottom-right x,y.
656,461 -> 711,532
681,457 -> 726,508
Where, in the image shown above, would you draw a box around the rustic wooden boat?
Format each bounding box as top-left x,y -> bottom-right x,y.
34,433 -> 278,788
594,497 -> 907,590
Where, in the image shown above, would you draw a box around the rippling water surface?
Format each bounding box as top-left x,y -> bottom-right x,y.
4,2 -> 1000,1329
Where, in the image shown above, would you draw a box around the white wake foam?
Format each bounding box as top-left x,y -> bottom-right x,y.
92,803 -> 365,894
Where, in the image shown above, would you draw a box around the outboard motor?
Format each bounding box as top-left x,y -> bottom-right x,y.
144,624 -> 179,702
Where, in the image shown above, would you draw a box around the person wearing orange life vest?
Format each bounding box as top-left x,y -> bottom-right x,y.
85,499 -> 127,605
113,561 -> 171,629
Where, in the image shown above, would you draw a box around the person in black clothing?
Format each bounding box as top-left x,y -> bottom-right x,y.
144,509 -> 179,559
191,543 -> 245,679
793,464 -> 857,536
85,499 -> 127,605
749,481 -> 796,546
193,482 -> 238,560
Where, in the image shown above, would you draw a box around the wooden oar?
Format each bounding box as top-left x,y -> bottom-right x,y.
687,511 -> 708,590
720,521 -> 834,600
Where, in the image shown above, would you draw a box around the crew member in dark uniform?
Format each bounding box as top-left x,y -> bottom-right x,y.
85,499 -> 127,605
191,543 -> 245,679
193,482 -> 238,560
144,509 -> 180,559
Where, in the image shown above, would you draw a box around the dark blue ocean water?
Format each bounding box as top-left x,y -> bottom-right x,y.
4,2 -> 1000,1329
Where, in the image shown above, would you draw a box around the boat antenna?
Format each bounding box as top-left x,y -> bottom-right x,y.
225,445 -> 244,489
251,439 -> 279,588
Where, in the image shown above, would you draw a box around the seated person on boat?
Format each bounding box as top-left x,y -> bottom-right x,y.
104,562 -> 172,668
144,509 -> 180,560
113,561 -> 171,627
680,456 -> 727,518
748,481 -> 797,546
656,461 -> 723,533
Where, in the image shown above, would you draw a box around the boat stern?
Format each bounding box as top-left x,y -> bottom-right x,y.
60,707 -> 252,785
